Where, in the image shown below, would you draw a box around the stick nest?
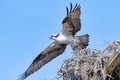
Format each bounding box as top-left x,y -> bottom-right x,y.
54,48 -> 120,80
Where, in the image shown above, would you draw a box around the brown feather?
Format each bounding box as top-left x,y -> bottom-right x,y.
23,42 -> 67,79
62,3 -> 81,35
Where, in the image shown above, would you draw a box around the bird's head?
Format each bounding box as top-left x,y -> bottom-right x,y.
113,40 -> 120,46
50,34 -> 59,40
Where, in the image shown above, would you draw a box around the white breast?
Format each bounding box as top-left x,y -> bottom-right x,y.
56,32 -> 74,44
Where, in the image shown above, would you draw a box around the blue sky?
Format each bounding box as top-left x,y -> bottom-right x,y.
0,0 -> 120,80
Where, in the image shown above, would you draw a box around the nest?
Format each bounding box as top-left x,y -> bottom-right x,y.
54,48 -> 120,80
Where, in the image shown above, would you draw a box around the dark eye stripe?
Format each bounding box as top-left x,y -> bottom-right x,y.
52,34 -> 59,38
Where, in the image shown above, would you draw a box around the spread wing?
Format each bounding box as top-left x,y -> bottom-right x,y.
62,3 -> 81,35
17,42 -> 67,80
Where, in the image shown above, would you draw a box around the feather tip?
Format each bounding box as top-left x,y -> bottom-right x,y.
17,72 -> 26,80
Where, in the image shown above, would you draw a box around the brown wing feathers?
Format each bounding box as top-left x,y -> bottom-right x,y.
62,3 -> 81,35
65,3 -> 80,16
18,43 -> 66,80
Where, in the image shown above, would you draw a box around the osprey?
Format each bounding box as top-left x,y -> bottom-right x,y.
18,3 -> 89,80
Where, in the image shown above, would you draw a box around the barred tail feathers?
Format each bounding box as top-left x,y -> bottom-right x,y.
72,34 -> 89,50
76,34 -> 89,48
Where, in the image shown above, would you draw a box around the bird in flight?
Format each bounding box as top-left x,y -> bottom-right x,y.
17,3 -> 89,80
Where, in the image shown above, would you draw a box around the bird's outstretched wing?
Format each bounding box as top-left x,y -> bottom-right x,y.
17,42 -> 66,80
62,3 -> 81,35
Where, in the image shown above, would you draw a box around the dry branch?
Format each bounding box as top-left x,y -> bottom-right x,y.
54,41 -> 120,80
